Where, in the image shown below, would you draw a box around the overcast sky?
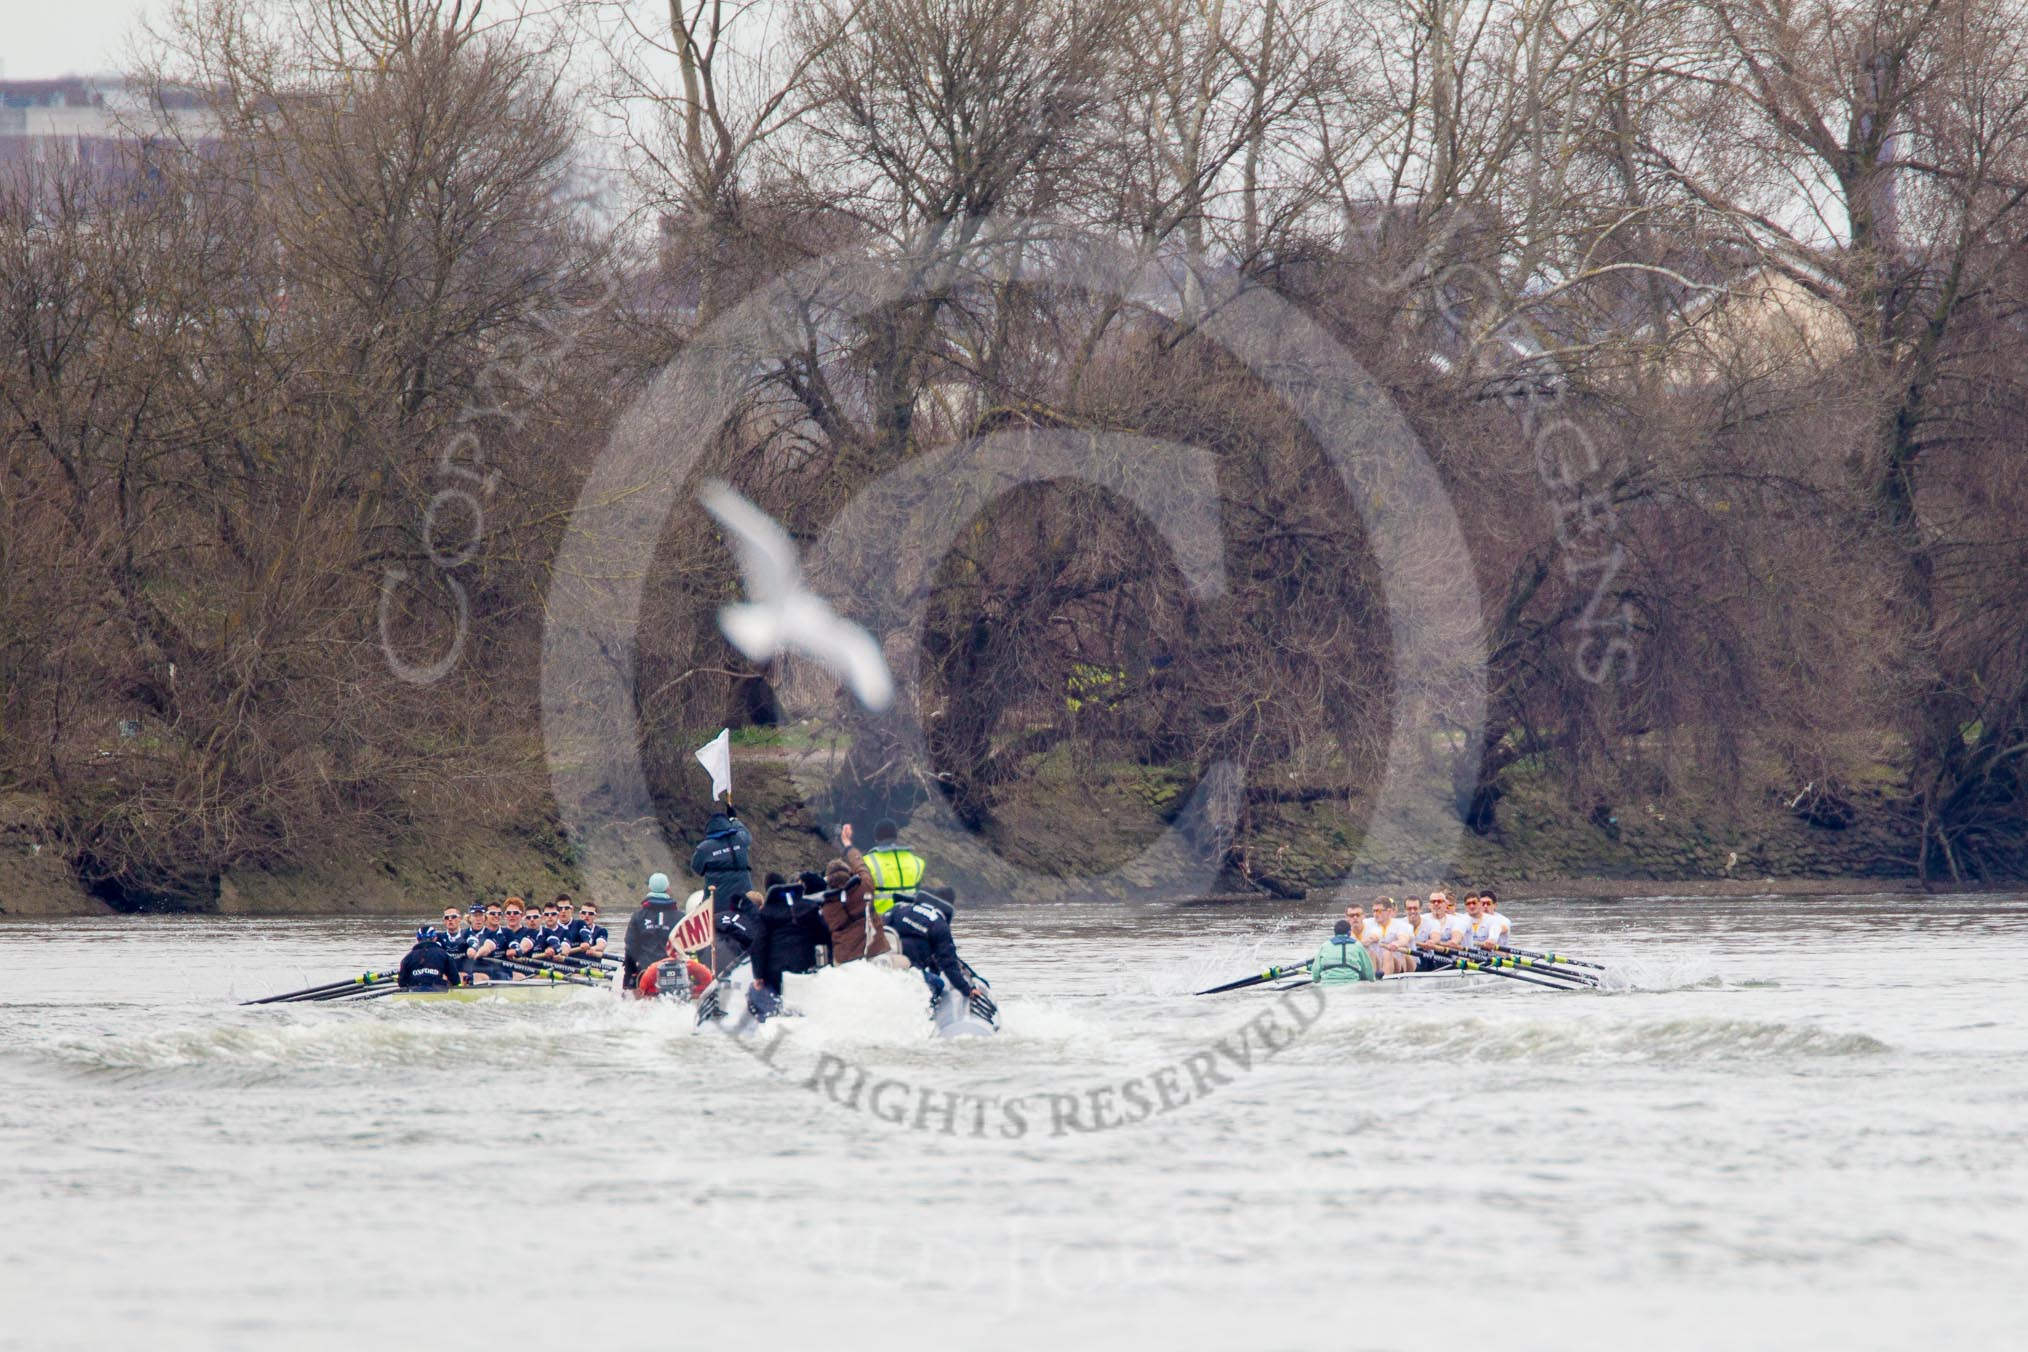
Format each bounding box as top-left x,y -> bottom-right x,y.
5,1 -> 163,79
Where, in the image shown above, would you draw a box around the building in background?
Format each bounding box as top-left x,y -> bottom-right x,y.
0,75 -> 215,181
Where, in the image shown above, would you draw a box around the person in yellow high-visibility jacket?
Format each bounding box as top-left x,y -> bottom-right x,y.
862,818 -> 925,915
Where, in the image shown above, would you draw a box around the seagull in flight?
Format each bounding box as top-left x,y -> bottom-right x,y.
699,480 -> 895,711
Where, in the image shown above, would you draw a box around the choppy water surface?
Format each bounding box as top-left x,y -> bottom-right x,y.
3,894 -> 2026,1350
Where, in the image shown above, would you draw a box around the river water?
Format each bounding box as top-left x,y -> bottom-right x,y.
2,893 -> 2024,1350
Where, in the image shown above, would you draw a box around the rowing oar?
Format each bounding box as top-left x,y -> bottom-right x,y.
546,957 -> 619,986
1466,945 -> 1602,985
494,959 -> 602,987
483,950 -> 612,975
1499,943 -> 1607,972
1416,943 -> 1598,986
694,956 -> 756,1025
1195,960 -> 1313,996
1451,947 -> 1601,987
331,981 -> 413,1001
1416,948 -> 1583,991
245,972 -> 400,1004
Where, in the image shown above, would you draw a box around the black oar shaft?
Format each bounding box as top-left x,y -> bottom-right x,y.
1469,948 -> 1600,985
292,972 -> 402,1003
309,975 -> 405,1001
1463,949 -> 1597,984
495,958 -> 599,986
244,972 -> 387,1005
1437,954 -> 1584,991
1195,959 -> 1312,996
334,983 -> 405,1001
1502,943 -> 1607,971
1418,944 -> 1599,985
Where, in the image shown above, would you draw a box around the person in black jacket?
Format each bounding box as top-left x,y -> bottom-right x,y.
709,887 -> 760,975
690,809 -> 753,915
746,874 -> 788,995
885,887 -> 982,1004
747,873 -> 832,997
398,927 -> 461,990
622,873 -> 683,991
794,871 -> 837,966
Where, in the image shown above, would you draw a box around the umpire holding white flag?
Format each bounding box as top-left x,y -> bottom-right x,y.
690,728 -> 752,915
691,807 -> 753,915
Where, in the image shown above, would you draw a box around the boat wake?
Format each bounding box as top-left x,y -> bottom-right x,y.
1293,1009 -> 1890,1063
39,991 -> 628,1080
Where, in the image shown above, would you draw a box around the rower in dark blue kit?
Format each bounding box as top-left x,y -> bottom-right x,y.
437,907 -> 471,966
498,898 -> 537,964
562,898 -> 608,960
466,903 -> 513,981
398,927 -> 461,991
528,902 -> 566,960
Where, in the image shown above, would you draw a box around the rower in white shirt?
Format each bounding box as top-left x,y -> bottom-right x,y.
1343,902 -> 1382,946
1371,897 -> 1417,975
1460,893 -> 1505,951
1407,893 -> 1444,970
1405,895 -> 1440,946
1477,888 -> 1512,949
1342,904 -> 1371,956
1433,894 -> 1474,953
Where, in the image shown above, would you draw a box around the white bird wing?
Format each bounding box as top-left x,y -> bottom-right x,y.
827,617 -> 895,711
700,480 -> 798,604
782,598 -> 895,712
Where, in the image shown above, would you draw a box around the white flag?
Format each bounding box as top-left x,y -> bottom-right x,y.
694,728 -> 732,800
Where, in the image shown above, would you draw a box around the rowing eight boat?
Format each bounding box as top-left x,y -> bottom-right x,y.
380,981 -> 593,1004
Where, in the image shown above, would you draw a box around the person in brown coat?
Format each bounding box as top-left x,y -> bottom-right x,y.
819,823 -> 889,963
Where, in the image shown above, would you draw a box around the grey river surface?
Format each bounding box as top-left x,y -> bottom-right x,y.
3,893 -> 2025,1351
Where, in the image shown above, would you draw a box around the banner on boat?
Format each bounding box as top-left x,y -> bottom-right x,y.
674,899 -> 715,956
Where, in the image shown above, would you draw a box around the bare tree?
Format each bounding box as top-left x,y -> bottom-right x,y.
0,0 -> 606,904
1627,0 -> 2028,877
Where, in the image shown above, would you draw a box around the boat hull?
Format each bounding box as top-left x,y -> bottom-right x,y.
931,985 -> 998,1038
696,959 -> 1000,1037
382,981 -> 588,1003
